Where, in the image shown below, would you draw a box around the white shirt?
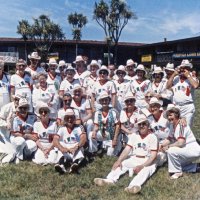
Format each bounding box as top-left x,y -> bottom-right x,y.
59,79 -> 80,94
0,73 -> 10,107
83,75 -> 98,97
57,107 -> 80,122
74,70 -> 91,86
47,72 -> 62,91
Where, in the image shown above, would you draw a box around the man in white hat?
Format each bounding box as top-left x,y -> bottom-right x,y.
166,59 -> 199,126
57,60 -> 67,80
94,114 -> 158,194
0,60 -> 11,108
46,58 -> 62,91
10,59 -> 33,112
125,59 -> 137,81
53,108 -> 86,174
26,52 -> 45,84
164,63 -> 175,81
129,64 -> 151,109
91,65 -> 117,112
59,66 -> 81,99
73,55 -> 90,86
83,60 -> 99,98
10,98 -> 37,163
114,65 -> 131,112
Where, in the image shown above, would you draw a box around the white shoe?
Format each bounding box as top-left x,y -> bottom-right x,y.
170,172 -> 183,179
94,178 -> 115,186
124,185 -> 141,194
14,157 -> 20,164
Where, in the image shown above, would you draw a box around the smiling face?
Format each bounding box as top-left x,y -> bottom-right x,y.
136,70 -> 145,79
30,58 -> 39,68
90,65 -> 98,76
166,109 -> 180,124
154,73 -> 163,82
73,88 -> 83,100
138,120 -> 149,135
125,98 -> 135,109
116,70 -> 126,81
64,115 -> 75,128
38,74 -> 47,87
99,70 -> 108,80
99,97 -> 110,108
39,108 -> 50,121
126,65 -> 135,76
66,70 -> 75,82
18,105 -> 29,117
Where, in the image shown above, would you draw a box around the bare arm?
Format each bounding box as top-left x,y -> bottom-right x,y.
166,70 -> 178,89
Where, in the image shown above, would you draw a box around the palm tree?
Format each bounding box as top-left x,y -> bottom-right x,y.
17,20 -> 31,61
68,12 -> 87,56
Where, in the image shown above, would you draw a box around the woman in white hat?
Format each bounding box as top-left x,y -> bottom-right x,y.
160,105 -> 200,179
10,98 -> 37,163
32,72 -> 59,119
32,102 -> 58,165
94,114 -> 158,194
83,60 -> 99,98
114,65 -> 131,112
89,91 -> 120,156
150,67 -> 172,107
91,65 -> 117,112
129,64 -> 151,109
59,66 -> 81,99
46,58 -> 62,91
53,108 -> 87,174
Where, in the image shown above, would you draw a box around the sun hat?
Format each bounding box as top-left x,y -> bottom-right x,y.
16,98 -> 29,112
73,84 -> 82,92
48,58 -> 58,66
73,55 -> 84,64
165,63 -> 175,71
28,52 -> 41,60
97,65 -> 110,76
87,60 -> 100,71
152,67 -> 164,75
135,114 -> 149,127
126,59 -> 135,67
64,108 -> 75,117
149,97 -> 163,106
179,59 -> 193,69
35,102 -> 50,116
58,60 -> 66,67
123,92 -> 136,103
115,65 -> 127,75
65,66 -> 76,73
98,91 -> 110,103
135,64 -> 147,74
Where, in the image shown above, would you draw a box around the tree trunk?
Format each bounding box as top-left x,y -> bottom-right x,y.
24,41 -> 27,62
75,42 -> 78,57
107,42 -> 111,65
114,43 -> 118,66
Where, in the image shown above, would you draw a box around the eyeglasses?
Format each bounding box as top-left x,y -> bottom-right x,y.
117,71 -> 125,75
100,98 -> 109,102
138,122 -> 147,127
99,71 -> 108,75
125,99 -> 135,103
19,106 -> 28,111
145,95 -> 152,99
39,109 -> 49,114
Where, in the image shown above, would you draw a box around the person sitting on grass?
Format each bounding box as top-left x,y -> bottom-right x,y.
160,105 -> 200,179
94,114 -> 158,195
53,108 -> 86,174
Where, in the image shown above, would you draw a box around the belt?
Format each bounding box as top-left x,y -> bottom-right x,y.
136,155 -> 146,158
176,102 -> 193,106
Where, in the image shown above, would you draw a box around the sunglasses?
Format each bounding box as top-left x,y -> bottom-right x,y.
125,99 -> 135,103
99,71 -> 108,75
39,109 -> 49,114
138,122 -> 147,127
19,106 -> 28,110
14,98 -> 20,102
145,95 -> 152,99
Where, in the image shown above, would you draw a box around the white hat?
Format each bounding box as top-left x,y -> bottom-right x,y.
28,52 -> 41,60
58,60 -> 66,67
179,59 -> 193,69
152,67 -> 164,75
163,104 -> 180,118
73,84 -> 82,92
123,92 -> 136,103
88,60 -> 100,70
12,93 -> 24,99
17,98 -> 29,111
165,63 -> 175,71
65,66 -> 76,73
126,59 -> 135,67
136,114 -> 149,127
135,64 -> 147,74
48,58 -> 58,66
64,108 -> 75,117
73,55 -> 84,64
35,102 -> 50,116
149,97 -> 163,106
98,91 -> 110,103
97,65 -> 110,76
115,65 -> 127,75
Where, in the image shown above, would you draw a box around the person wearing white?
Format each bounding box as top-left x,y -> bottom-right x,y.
10,59 -> 33,112
94,114 -> 158,194
32,72 -> 59,119
160,105 -> 200,179
10,98 -> 37,162
32,102 -> 58,165
53,108 -> 86,174
124,59 -> 137,81
89,91 -> 120,155
166,59 -> 199,126
59,66 -> 80,99
129,64 -> 151,109
91,65 -> 117,111
0,61 -> 10,108
114,65 -> 131,112
57,60 -> 67,80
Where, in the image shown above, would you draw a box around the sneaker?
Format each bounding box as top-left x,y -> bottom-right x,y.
69,162 -> 79,174
170,172 -> 183,179
124,185 -> 141,194
55,164 -> 67,174
14,157 -> 20,165
94,178 -> 115,186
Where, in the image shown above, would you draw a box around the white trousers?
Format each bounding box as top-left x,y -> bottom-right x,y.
167,142 -> 200,173
10,136 -> 37,160
106,156 -> 157,187
84,119 -> 94,136
88,131 -> 114,156
32,148 -> 59,165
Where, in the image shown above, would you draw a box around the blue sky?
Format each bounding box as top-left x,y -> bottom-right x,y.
1,0 -> 200,43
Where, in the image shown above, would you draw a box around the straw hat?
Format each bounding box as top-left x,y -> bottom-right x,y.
28,52 -> 41,60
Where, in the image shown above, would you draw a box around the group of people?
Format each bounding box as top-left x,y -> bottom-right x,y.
0,52 -> 200,194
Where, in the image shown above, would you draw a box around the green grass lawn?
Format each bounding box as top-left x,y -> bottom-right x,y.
1,90 -> 200,200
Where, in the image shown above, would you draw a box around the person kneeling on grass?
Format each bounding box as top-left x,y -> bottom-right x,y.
53,108 -> 86,174
94,114 -> 158,194
160,104 -> 200,179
